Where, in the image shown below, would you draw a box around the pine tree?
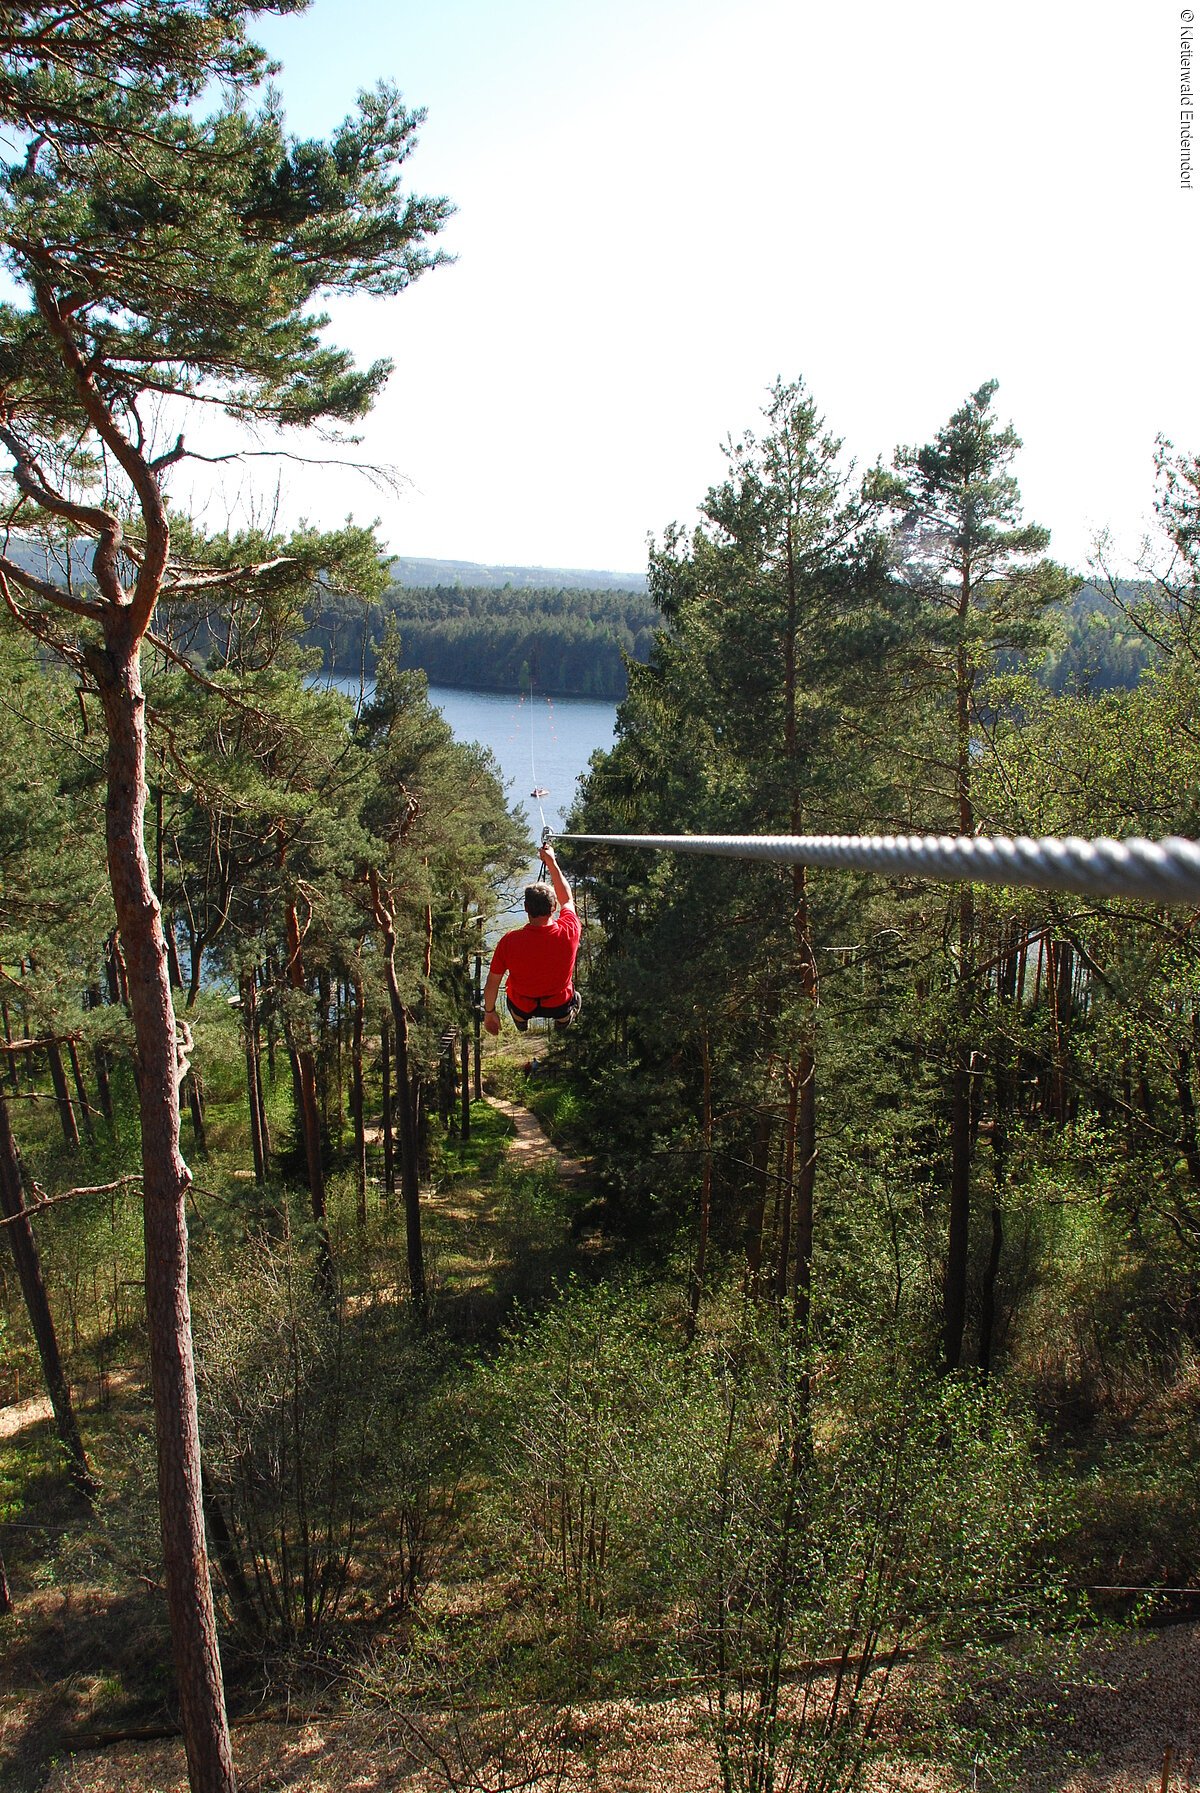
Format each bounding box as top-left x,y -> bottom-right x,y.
0,21 -> 450,1790
875,381 -> 1073,1370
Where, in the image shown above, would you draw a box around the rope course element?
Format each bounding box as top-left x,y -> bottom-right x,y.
554,832 -> 1200,905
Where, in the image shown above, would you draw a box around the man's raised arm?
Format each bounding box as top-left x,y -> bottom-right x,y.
540,843 -> 574,910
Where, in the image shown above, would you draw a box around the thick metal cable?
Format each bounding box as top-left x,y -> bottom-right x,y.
555,832 -> 1200,904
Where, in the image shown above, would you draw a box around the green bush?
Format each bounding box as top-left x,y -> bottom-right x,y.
195,1237 -> 452,1650
472,1277 -> 724,1644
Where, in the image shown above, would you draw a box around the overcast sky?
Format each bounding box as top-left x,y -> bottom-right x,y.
178,0 -> 1198,579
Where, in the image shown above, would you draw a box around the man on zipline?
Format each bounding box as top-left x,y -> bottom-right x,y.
483,841 -> 582,1034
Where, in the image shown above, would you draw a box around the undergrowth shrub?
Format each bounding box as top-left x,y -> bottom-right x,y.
687,1319 -> 1068,1793
472,1276 -> 724,1650
195,1235 -> 451,1652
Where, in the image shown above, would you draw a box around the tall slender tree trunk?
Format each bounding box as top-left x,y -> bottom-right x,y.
944,599 -> 976,1374
743,1104 -> 773,1294
66,1039 -> 95,1144
240,972 -> 266,1186
391,1002 -> 426,1317
367,872 -> 426,1321
381,1014 -> 394,1200
45,1039 -> 81,1152
185,1070 -> 208,1156
0,988 -> 18,1094
280,852 -> 334,1292
87,633 -> 236,1793
350,972 -> 367,1227
0,1092 -> 96,1501
775,1067 -> 799,1304
688,1027 -> 713,1340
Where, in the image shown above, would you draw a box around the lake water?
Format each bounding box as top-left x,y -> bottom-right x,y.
321,675 -> 618,838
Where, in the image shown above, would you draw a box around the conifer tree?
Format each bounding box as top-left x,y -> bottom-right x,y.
876,382 -> 1073,1370
0,17 -> 450,1789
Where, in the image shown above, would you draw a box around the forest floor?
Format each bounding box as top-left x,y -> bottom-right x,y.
27,1618 -> 1200,1791
6,1055 -> 1200,1792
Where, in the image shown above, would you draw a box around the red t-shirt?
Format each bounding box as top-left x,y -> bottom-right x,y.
489,907 -> 581,1010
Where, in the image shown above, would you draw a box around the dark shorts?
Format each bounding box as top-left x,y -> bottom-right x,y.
506,991 -> 582,1032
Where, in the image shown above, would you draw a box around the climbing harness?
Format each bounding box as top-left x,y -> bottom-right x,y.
552,830 -> 1200,905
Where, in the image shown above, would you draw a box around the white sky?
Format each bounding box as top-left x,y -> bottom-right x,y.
176,0 -> 1199,579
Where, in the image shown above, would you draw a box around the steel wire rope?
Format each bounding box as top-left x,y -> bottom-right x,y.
552,830 -> 1200,905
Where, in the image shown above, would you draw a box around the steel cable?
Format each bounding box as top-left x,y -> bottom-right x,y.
554,831 -> 1200,904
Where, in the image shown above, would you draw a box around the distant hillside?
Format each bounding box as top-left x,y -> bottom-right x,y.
313,581 -> 660,700
389,555 -> 648,595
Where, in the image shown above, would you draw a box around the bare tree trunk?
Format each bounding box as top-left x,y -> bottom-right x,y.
743,1104 -> 773,1295
281,871 -> 334,1293
240,973 -> 266,1186
86,984 -> 114,1127
45,1039 -> 81,1152
0,1534 -> 11,1616
393,1008 -> 427,1318
0,989 -> 18,1094
381,1014 -> 394,1200
350,973 -> 367,1227
775,1066 -> 799,1305
367,872 -> 427,1321
185,1070 -> 208,1157
0,1092 -> 97,1501
66,1039 -> 96,1145
155,782 -> 185,991
944,883 -> 975,1373
87,634 -> 236,1793
687,1028 -> 713,1341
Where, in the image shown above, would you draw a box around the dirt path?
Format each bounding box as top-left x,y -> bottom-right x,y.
0,1368 -> 136,1442
486,1093 -> 589,1183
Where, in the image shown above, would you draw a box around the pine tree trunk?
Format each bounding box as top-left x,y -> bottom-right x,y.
240,973 -> 266,1186
791,1042 -> 816,1332
368,872 -> 426,1320
743,1105 -> 773,1294
86,633 -> 236,1793
281,877 -> 334,1292
688,1029 -> 713,1339
186,1069 -> 208,1157
66,1039 -> 96,1144
473,953 -> 483,1102
0,990 -> 17,1094
0,1092 -> 97,1501
350,975 -> 367,1227
381,1015 -> 394,1199
392,1007 -> 427,1318
775,1067 -> 799,1304
0,1534 -> 11,1616
45,1039 -> 81,1151
944,880 -> 975,1374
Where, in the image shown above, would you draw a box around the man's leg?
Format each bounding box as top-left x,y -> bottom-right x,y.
553,993 -> 583,1030
506,997 -> 531,1032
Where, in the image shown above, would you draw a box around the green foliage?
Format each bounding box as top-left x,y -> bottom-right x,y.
196,1234 -> 452,1648
688,1323 -> 1065,1793
473,1278 -> 723,1644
